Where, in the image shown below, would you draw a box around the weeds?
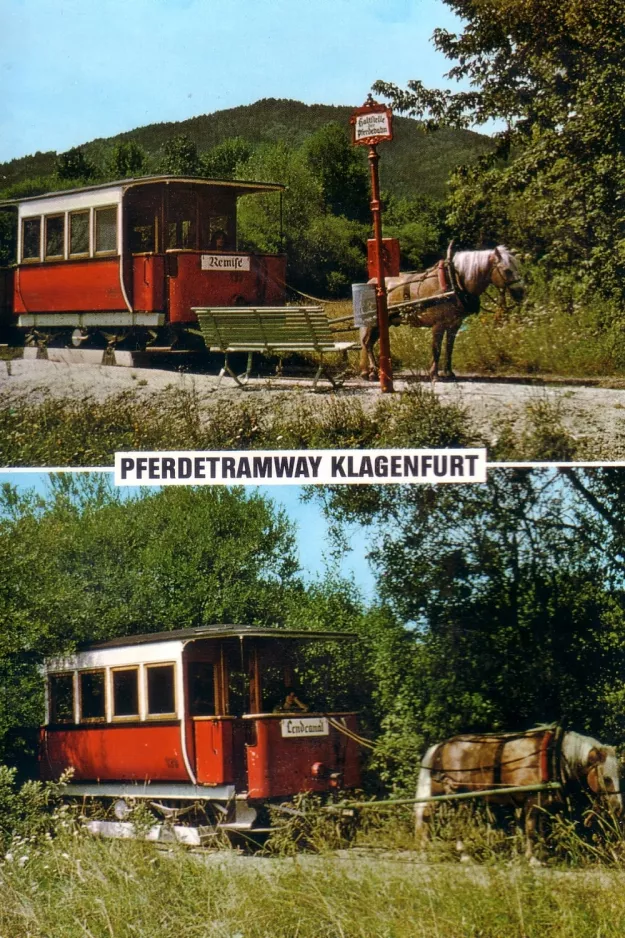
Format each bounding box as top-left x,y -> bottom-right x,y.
0,386 -> 476,467
491,397 -> 580,461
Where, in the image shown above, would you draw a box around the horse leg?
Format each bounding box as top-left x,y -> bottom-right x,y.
524,800 -> 544,865
360,324 -> 378,380
415,748 -> 437,846
429,324 -> 445,381
442,324 -> 460,380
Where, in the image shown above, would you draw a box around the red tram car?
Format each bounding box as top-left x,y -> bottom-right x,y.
0,175 -> 286,355
40,625 -> 361,842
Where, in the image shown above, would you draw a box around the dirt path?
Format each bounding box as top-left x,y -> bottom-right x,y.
2,358 -> 625,459
172,844 -> 625,891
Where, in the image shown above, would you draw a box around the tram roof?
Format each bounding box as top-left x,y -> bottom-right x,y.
81,625 -> 358,651
0,174 -> 285,208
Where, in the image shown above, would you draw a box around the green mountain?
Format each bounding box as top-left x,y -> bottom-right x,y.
0,98 -> 493,201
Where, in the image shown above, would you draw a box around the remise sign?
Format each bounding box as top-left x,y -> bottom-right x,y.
115,449 -> 487,485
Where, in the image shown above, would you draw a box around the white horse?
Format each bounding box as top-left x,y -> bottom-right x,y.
360,245 -> 525,380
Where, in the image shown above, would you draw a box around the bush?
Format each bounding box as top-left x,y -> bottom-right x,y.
0,765 -> 69,853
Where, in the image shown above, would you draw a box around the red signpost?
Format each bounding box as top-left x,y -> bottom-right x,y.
350,95 -> 394,393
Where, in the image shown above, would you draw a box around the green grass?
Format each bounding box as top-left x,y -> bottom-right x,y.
2,832 -> 625,938
381,291 -> 625,380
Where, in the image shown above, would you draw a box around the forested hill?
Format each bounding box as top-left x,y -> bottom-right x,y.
0,98 -> 493,200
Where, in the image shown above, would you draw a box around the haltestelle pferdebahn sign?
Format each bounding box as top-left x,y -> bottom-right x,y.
350,103 -> 393,147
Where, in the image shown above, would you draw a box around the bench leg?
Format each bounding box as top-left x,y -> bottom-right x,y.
236,351 -> 253,386
219,352 -> 251,389
313,353 -> 346,391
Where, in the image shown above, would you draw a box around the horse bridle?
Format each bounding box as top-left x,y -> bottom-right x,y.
490,251 -> 524,291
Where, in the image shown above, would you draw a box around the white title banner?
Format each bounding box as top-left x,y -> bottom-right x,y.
115,449 -> 487,486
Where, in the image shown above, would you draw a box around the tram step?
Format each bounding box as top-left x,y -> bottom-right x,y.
84,819 -> 204,846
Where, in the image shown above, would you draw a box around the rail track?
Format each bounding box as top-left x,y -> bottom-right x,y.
6,345 -> 625,391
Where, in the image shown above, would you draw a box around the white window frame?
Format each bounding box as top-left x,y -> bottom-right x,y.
44,213 -> 66,261
69,209 -> 91,258
78,668 -> 107,723
94,204 -> 119,256
21,215 -> 43,263
109,666 -> 141,722
145,661 -> 178,721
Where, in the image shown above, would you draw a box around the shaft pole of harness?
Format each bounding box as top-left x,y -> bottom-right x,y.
325,781 -> 563,812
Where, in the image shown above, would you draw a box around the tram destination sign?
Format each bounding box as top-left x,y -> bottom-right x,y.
350,104 -> 393,146
201,254 -> 251,271
281,717 -> 329,738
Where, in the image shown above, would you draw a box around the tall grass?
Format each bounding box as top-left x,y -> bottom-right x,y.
2,830 -> 625,938
370,281 -> 625,379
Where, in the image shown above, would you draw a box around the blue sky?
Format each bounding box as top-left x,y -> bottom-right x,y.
0,472 -> 376,597
1,0 -> 468,163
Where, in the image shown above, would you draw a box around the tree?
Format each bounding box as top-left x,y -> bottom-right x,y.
314,469 -> 625,772
304,123 -> 369,222
200,137 -> 253,179
107,141 -> 148,179
0,478 -> 300,763
237,140 -> 368,296
56,147 -> 96,181
160,134 -> 199,176
383,194 -> 446,269
374,0 -> 625,298
0,212 -> 16,266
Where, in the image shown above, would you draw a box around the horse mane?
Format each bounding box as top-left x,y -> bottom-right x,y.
561,730 -> 605,777
452,245 -> 514,285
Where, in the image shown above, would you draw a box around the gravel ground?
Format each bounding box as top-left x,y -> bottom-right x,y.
2,358 -> 625,460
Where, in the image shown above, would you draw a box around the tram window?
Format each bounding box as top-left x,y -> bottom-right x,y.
112,668 -> 139,718
228,669 -> 249,717
49,673 -> 74,724
22,217 -> 41,261
146,664 -> 176,716
69,211 -> 90,256
95,206 -> 118,254
80,670 -> 106,721
207,216 -> 231,250
188,662 -> 215,716
166,191 -> 197,250
45,215 -> 65,259
130,224 -> 154,253
167,219 -> 195,250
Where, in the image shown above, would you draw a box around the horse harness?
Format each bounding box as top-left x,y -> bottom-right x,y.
391,246 -> 481,319
429,725 -> 565,793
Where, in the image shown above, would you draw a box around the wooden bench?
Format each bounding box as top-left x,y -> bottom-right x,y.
192,306 -> 357,389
